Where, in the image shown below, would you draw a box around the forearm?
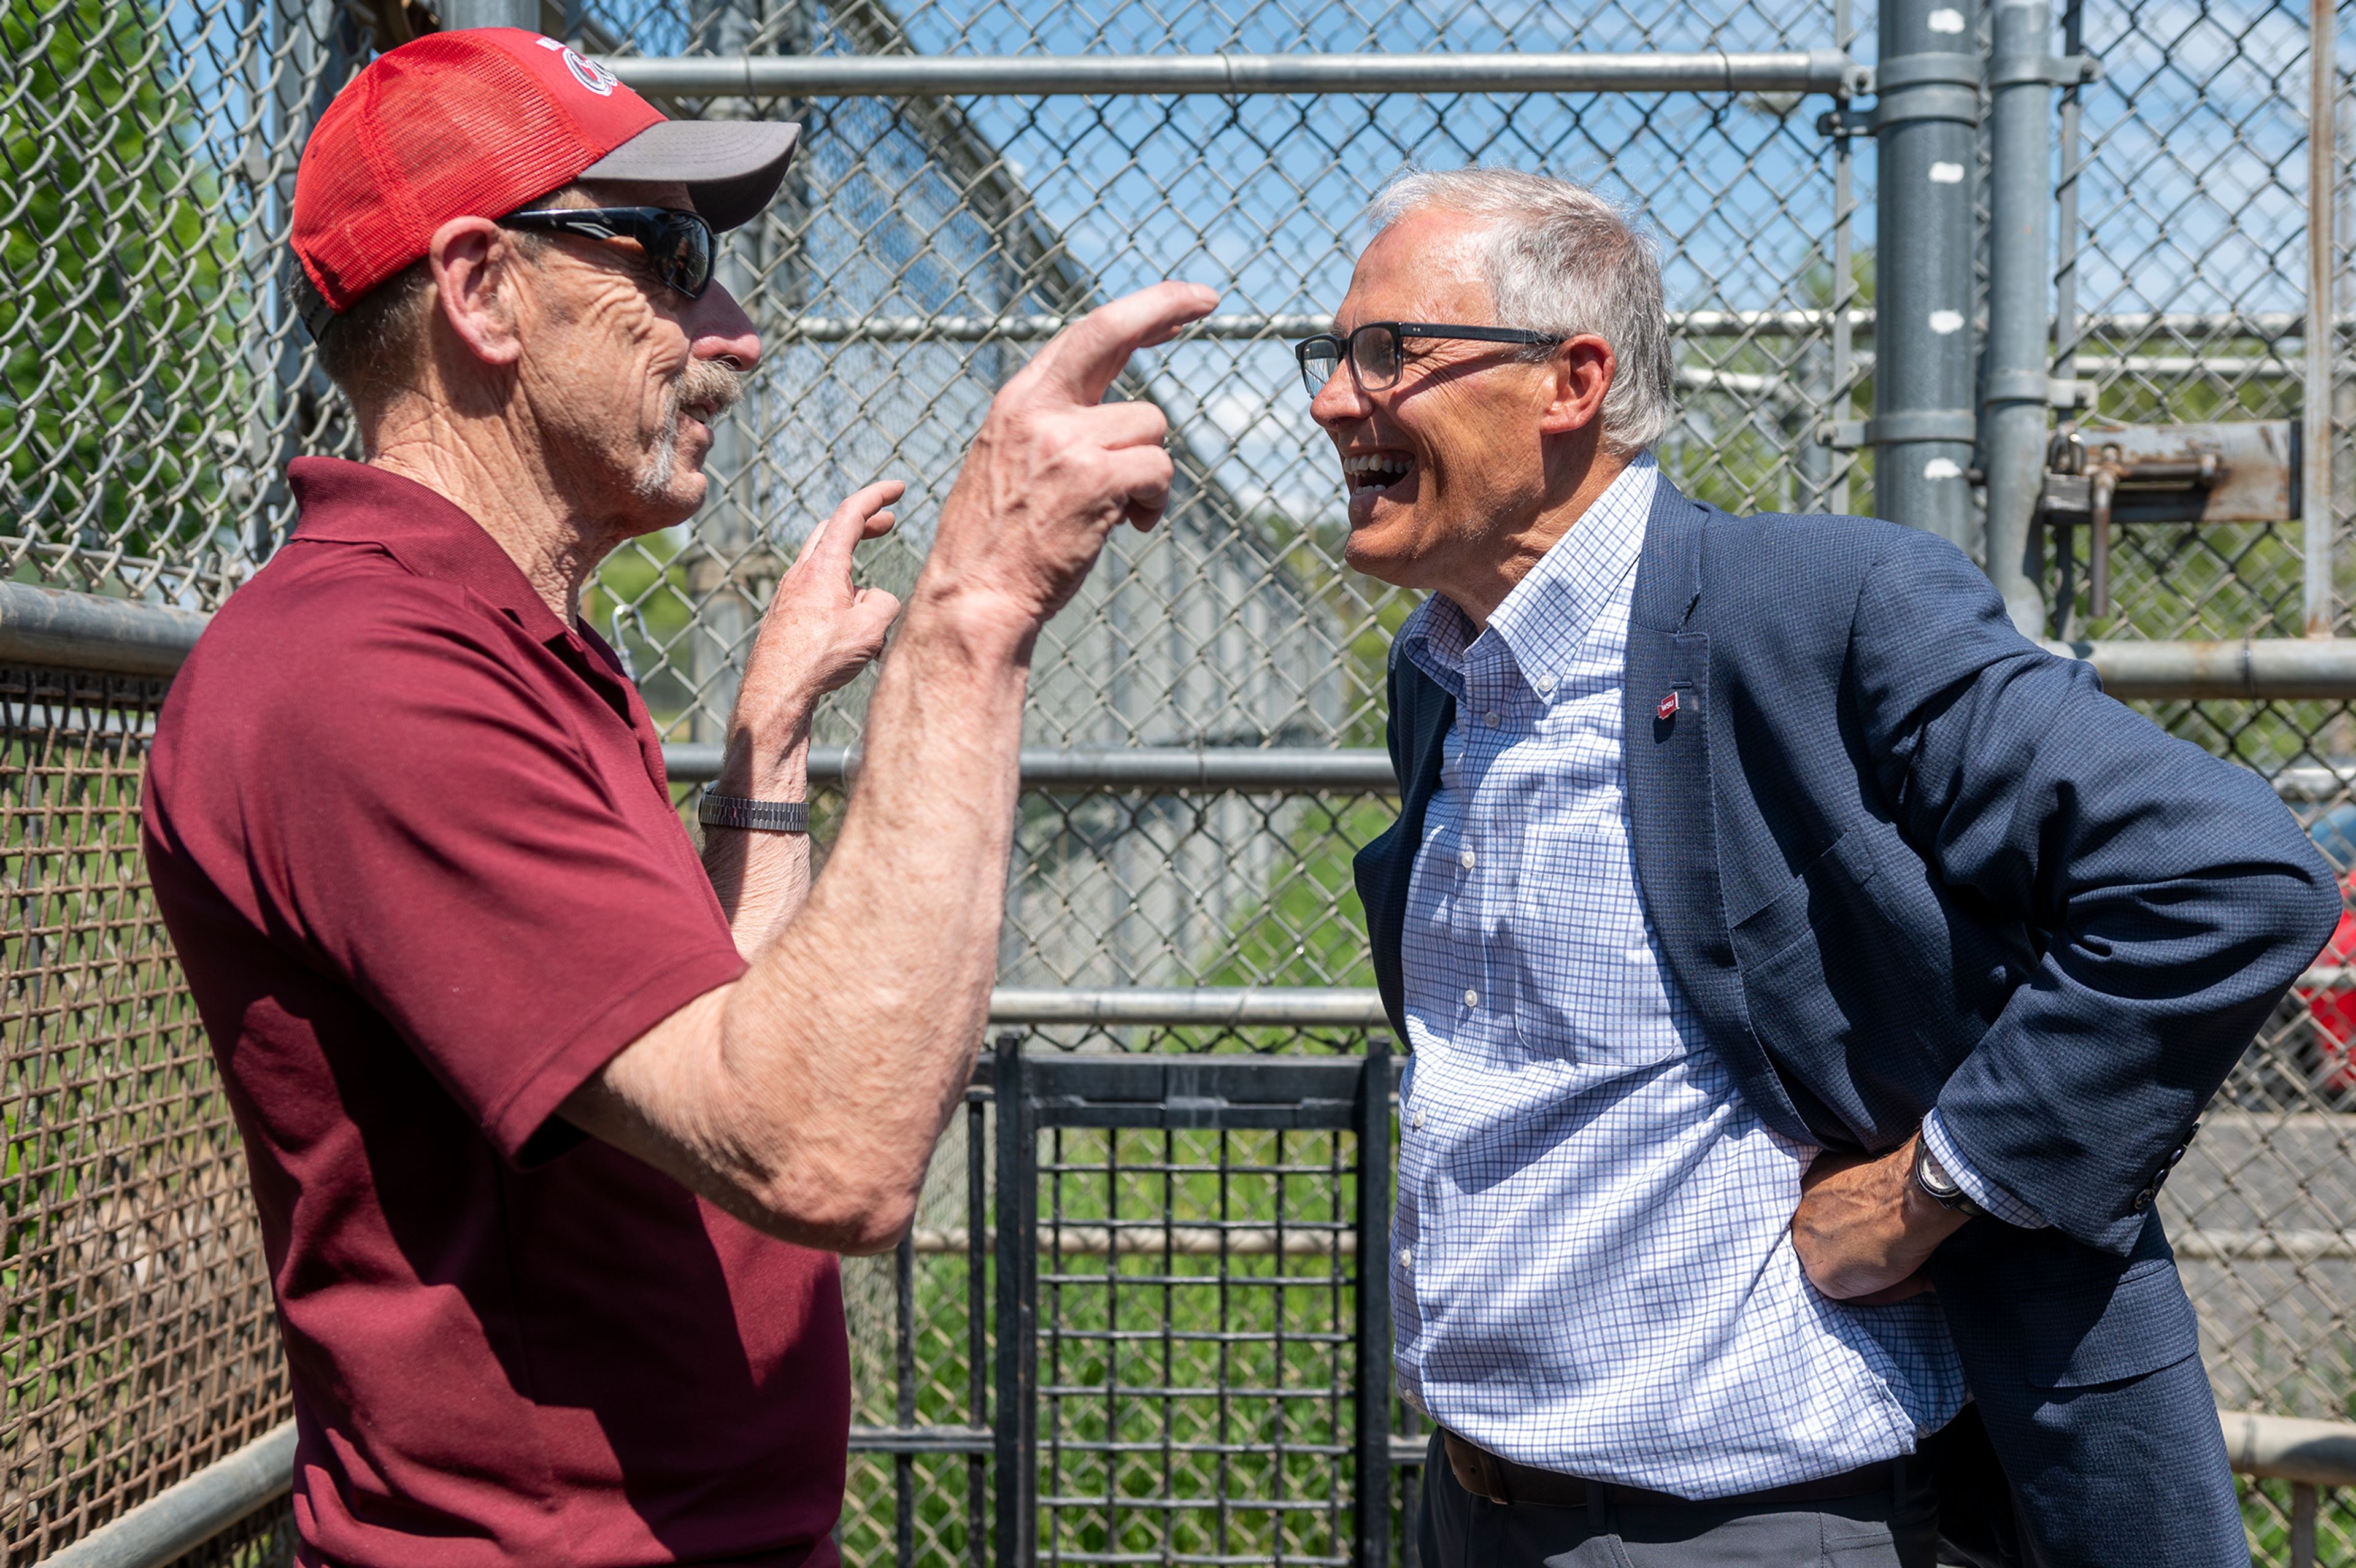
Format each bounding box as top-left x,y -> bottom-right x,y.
701,724 -> 815,956
568,282 -> 1213,1253
699,588 -> 1031,1250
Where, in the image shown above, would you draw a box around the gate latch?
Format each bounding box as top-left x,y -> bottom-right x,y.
2040,420 -> 2301,618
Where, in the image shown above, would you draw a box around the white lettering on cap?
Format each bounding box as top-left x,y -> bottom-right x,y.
533,36 -> 617,95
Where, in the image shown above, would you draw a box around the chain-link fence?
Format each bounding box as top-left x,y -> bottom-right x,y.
6,0 -> 2356,1559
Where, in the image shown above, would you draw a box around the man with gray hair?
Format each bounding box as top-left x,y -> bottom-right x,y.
1326,167 -> 2336,1565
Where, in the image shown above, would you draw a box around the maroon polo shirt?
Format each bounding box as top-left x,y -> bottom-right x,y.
142,458 -> 848,1568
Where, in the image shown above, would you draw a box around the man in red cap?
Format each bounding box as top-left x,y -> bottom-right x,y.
141,28 -> 1216,1567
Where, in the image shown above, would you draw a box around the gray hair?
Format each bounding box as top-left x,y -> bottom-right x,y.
1365,169 -> 1676,455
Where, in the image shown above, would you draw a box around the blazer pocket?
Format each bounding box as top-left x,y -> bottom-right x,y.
2019,1257 -> 2202,1389
1728,829 -> 1870,971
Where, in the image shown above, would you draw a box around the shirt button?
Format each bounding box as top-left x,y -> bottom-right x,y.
1483,710 -> 1501,728
1398,1247 -> 1414,1269
1459,847 -> 1476,870
1538,673 -> 1557,695
1412,1109 -> 1427,1129
1463,988 -> 1479,1009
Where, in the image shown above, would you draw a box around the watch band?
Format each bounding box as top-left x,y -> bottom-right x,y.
697,790 -> 810,834
1911,1135 -> 1987,1219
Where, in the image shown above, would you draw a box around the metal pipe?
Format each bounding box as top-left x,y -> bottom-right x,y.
764,306 -> 2349,340
2309,0 -> 2340,638
2221,1410 -> 2356,1487
2045,636 -> 2356,698
0,583 -> 208,677
438,0 -> 536,25
2087,466 -> 2117,617
1984,0 -> 2057,634
901,1221 -> 2356,1261
35,1421 -> 296,1568
987,986 -> 1388,1026
673,735 -> 2356,796
1873,0 -> 1982,544
2174,1230 -> 2356,1262
21,595 -> 2356,710
663,742 -> 1400,790
601,49 -> 1868,100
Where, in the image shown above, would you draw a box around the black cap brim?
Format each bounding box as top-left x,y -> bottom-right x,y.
582,118 -> 801,231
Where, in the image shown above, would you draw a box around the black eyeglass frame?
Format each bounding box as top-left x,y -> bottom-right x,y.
501,206 -> 717,301
1294,320 -> 1564,398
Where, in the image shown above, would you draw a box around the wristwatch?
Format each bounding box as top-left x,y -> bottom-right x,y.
697,790 -> 810,834
1911,1135 -> 1987,1219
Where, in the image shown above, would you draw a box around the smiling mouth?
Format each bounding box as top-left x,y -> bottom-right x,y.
1342,452 -> 1412,494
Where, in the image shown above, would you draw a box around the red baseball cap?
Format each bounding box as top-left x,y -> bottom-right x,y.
291,28 -> 799,329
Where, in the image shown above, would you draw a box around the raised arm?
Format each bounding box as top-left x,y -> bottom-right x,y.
699,479 -> 904,954
561,282 -> 1220,1253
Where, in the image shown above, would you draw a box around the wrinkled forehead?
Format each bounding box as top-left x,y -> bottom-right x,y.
1339,207 -> 1496,330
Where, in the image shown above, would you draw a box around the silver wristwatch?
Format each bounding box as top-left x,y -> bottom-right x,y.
1911,1136 -> 1987,1219
697,790 -> 810,834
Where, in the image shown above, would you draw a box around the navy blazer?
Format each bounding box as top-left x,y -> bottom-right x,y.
1352,481 -> 2341,1565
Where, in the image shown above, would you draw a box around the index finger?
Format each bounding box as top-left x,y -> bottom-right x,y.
801,479 -> 907,569
1023,282 -> 1220,407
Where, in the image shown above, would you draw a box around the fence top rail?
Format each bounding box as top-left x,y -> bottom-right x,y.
600,49 -> 1868,99
989,986 -> 1390,1026
0,581 -> 207,678
758,309 -> 2349,342
19,590 -> 2356,718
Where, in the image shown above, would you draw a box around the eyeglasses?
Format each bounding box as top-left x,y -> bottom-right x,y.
1295,321 -> 1563,399
501,206 -> 716,301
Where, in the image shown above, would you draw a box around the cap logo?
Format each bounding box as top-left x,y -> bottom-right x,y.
535,35 -> 618,96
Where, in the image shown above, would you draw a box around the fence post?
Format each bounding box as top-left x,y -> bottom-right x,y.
1352,1036 -> 1394,1568
993,1032 -> 1038,1567
2307,0 -> 2339,637
1873,0 -> 1982,545
1983,0 -> 2056,634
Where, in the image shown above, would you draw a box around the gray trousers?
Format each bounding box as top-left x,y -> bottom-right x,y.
1413,1432 -> 1941,1568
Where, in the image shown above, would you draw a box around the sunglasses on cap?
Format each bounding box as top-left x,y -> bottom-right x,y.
501,206 -> 716,301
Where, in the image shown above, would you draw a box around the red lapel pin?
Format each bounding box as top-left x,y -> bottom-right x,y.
1657,690 -> 1680,721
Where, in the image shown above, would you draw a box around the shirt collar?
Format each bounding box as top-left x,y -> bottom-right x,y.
1395,455 -> 1658,698
285,457 -> 576,647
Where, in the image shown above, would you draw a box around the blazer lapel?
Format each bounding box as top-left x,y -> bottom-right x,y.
1623,485 -> 1811,1144
1358,646 -> 1453,1042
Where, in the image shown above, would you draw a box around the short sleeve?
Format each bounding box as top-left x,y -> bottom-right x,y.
263,588 -> 746,1164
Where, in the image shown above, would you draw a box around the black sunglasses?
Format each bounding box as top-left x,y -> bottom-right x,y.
502,206 -> 716,301
1295,320 -> 1563,398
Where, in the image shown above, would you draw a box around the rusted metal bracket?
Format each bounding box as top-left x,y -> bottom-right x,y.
2041,420 -> 2301,618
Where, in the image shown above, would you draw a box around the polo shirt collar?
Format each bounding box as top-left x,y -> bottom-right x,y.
287,457 -> 577,647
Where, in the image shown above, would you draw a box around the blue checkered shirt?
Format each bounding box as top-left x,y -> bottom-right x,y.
1390,457 -> 1972,1497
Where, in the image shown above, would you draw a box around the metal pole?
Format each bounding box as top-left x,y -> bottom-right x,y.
1873,0 -> 1982,542
2051,0 -> 2087,636
602,49 -> 1869,99
1831,0 -> 1857,516
1984,0 -> 2056,632
438,0 -> 539,28
993,1032 -> 1038,1568
1350,1036 -> 1394,1568
2309,0 -> 2339,637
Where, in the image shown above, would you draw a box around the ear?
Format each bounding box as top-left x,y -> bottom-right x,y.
425,215 -> 528,369
1537,333 -> 1614,437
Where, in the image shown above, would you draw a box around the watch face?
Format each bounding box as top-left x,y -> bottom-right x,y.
1915,1143 -> 1961,1198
